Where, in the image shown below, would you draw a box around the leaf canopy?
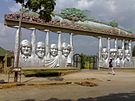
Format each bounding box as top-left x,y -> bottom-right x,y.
15,0 -> 56,22
60,8 -> 87,22
109,20 -> 118,27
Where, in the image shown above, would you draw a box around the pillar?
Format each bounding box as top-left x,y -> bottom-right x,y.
70,33 -> 73,49
114,38 -> 118,50
57,31 -> 62,67
30,28 -> 36,66
98,36 -> 102,68
30,28 -> 36,56
129,40 -> 132,63
122,39 -> 125,67
45,29 -> 50,58
14,26 -> 21,67
114,38 -> 118,66
67,33 -> 74,66
107,37 -> 110,67
58,31 -> 62,52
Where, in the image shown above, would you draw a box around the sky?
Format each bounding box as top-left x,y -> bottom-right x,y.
0,0 -> 135,55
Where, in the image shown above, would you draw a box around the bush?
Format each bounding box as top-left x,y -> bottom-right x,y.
109,20 -> 118,27
23,69 -> 80,77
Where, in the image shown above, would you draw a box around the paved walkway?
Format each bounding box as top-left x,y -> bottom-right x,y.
0,69 -> 135,101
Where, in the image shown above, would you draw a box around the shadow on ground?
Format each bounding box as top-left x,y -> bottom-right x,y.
21,91 -> 135,101
47,77 -> 64,81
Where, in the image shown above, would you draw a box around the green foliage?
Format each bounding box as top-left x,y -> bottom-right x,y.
80,53 -> 93,69
109,20 -> 118,27
19,8 -> 39,17
60,8 -> 87,22
59,8 -> 120,28
132,45 -> 135,57
15,0 -> 56,22
0,47 -> 13,57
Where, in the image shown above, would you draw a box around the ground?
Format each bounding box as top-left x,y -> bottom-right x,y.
0,69 -> 135,101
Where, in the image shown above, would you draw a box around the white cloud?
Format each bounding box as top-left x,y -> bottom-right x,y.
8,3 -> 21,12
55,0 -> 76,13
106,0 -> 117,13
55,0 -> 95,12
0,23 -> 15,50
4,0 -> 12,2
0,23 -> 7,37
76,0 -> 95,10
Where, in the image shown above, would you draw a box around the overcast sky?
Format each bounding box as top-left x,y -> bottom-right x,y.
0,0 -> 135,55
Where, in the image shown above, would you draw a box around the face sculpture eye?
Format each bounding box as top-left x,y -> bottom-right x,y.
62,42 -> 71,57
36,42 -> 45,58
50,44 -> 58,57
20,40 -> 32,56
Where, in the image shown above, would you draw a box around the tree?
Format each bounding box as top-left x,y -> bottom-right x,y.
109,20 -> 118,27
15,0 -> 56,22
60,8 -> 87,22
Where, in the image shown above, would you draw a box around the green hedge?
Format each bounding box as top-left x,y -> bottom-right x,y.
23,69 -> 80,77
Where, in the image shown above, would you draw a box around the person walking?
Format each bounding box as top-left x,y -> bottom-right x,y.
108,59 -> 115,75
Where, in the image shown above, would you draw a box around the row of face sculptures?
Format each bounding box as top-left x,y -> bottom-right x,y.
19,39 -> 71,67
101,47 -> 131,67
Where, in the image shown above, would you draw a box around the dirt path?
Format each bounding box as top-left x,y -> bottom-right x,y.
0,69 -> 135,101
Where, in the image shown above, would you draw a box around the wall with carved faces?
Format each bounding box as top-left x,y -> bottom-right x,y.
17,28 -> 73,68
100,47 -> 131,67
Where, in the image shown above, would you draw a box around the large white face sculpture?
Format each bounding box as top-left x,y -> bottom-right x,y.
50,44 -> 58,57
36,42 -> 45,58
118,49 -> 123,59
101,48 -> 108,60
20,40 -> 32,56
110,49 -> 117,59
62,42 -> 71,57
125,50 -> 130,61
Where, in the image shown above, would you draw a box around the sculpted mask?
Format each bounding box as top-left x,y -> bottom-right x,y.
101,48 -> 108,60
36,42 -> 45,58
20,40 -> 32,56
110,49 -> 117,59
62,42 -> 71,57
50,44 -> 58,57
125,49 -> 130,61
117,49 -> 123,59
